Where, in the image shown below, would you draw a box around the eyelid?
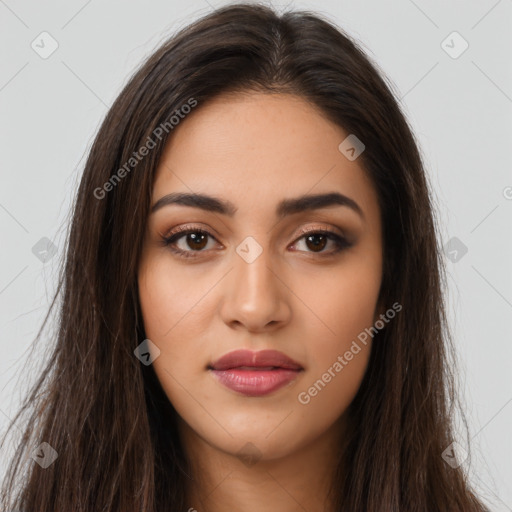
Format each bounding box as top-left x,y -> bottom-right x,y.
161,223 -> 223,243
160,222 -> 352,258
162,223 -> 346,241
292,224 -> 347,240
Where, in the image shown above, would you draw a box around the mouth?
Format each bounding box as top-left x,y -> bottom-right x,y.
208,349 -> 304,397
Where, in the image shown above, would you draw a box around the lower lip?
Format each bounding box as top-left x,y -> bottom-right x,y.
210,368 -> 302,397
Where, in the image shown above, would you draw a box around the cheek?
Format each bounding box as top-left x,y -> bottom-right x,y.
138,254 -> 218,339
294,255 -> 382,347
137,255 -> 218,399
291,257 -> 380,411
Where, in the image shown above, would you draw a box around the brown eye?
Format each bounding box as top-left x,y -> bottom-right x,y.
161,226 -> 351,260
162,228 -> 218,258
184,232 -> 208,250
304,233 -> 328,252
291,230 -> 351,255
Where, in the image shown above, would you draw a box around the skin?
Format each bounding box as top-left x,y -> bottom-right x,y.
137,91 -> 384,512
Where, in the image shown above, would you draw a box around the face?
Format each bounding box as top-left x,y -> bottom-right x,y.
137,92 -> 384,463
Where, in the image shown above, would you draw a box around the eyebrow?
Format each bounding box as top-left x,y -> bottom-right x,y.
150,191 -> 364,219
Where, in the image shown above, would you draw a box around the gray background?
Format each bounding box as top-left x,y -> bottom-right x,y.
1,0 -> 511,508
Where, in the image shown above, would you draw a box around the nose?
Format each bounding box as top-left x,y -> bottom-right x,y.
219,243 -> 291,333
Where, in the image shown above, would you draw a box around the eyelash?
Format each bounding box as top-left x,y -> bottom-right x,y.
160,225 -> 352,260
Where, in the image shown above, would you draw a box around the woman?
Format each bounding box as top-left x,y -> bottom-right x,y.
0,3 -> 489,511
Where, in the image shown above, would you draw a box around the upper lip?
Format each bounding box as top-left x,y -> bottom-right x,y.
209,349 -> 303,371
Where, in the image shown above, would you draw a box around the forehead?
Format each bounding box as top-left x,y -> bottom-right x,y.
152,92 -> 379,223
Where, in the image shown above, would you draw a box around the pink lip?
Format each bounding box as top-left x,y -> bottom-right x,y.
208,349 -> 303,397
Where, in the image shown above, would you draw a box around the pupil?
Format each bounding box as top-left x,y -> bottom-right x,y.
188,232 -> 207,250
306,234 -> 326,252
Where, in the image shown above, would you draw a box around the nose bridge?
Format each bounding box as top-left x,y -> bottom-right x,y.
220,236 -> 289,331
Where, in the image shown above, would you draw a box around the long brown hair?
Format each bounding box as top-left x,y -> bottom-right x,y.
1,3 -> 489,510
